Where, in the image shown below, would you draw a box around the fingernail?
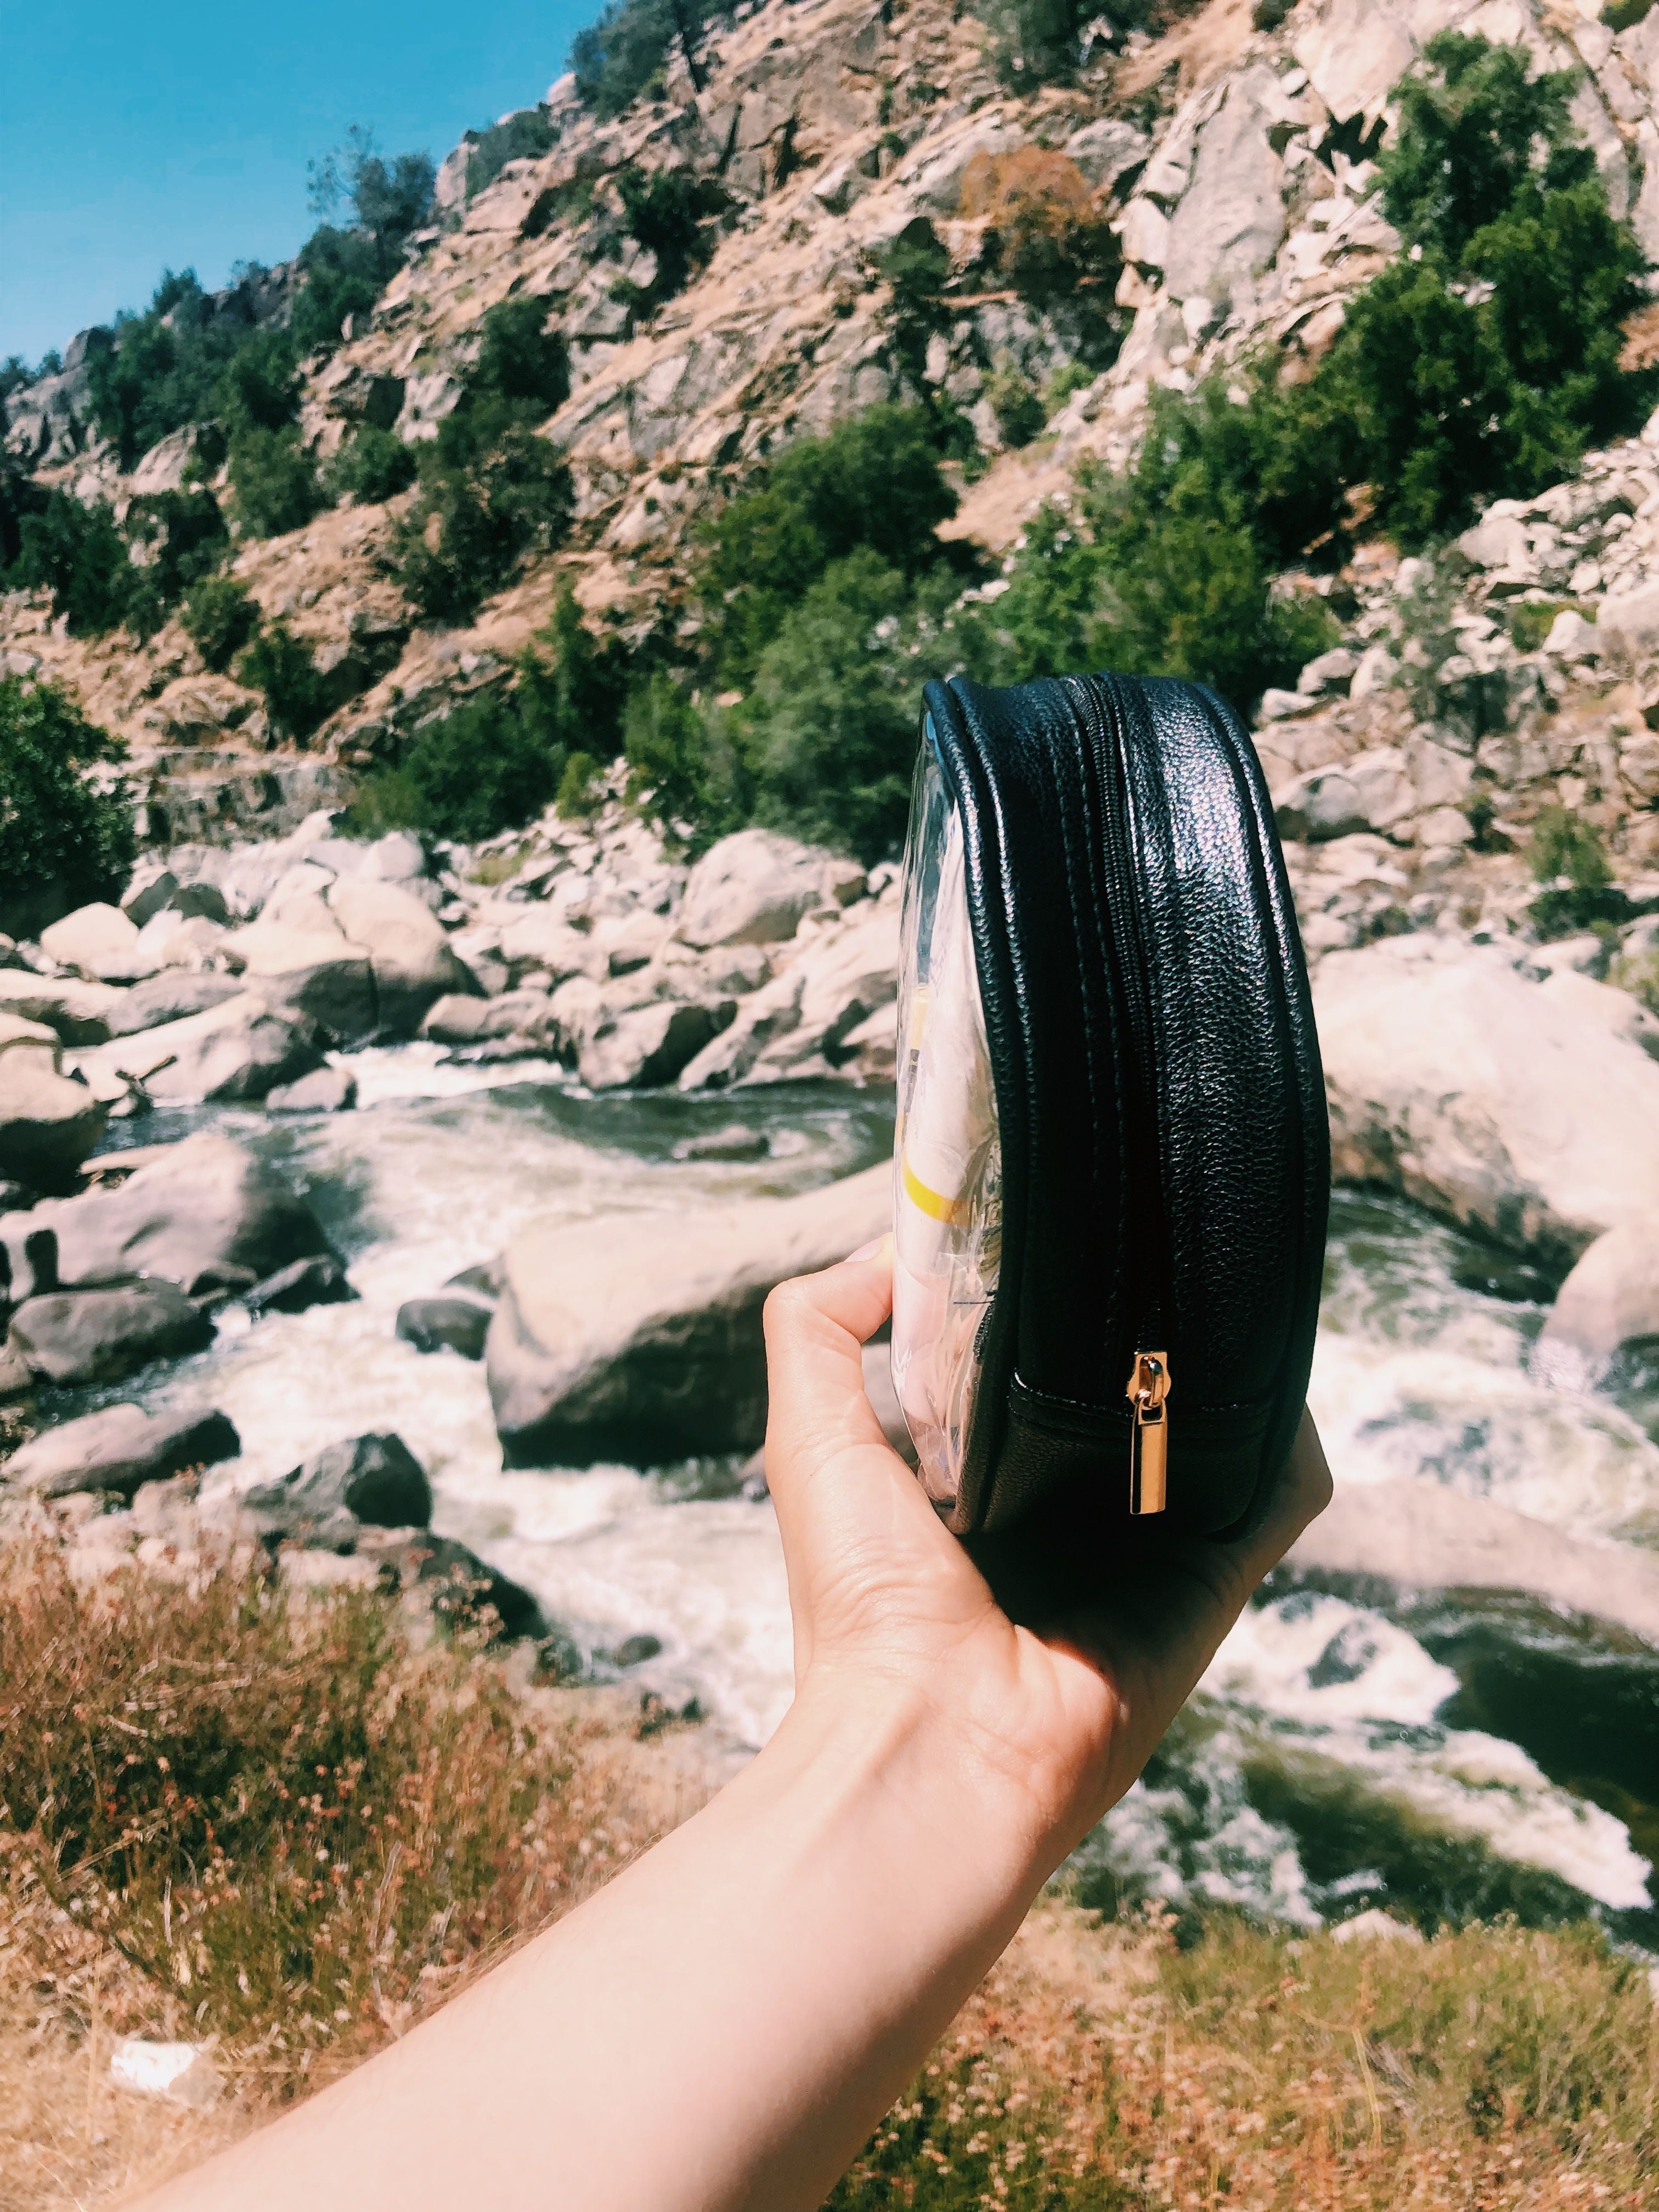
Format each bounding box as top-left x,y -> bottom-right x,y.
846,1236 -> 886,1263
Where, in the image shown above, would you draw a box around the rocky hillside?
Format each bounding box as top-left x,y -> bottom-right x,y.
6,0 -> 1659,932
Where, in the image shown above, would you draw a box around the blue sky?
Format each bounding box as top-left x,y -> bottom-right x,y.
2,0 -> 600,366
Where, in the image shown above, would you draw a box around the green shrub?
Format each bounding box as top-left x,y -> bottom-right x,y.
368,690 -> 566,841
613,165 -> 731,324
743,550 -> 921,861
181,574 -> 261,672
394,427 -> 574,623
13,492 -> 132,636
624,673 -> 735,837
571,0 -> 708,117
985,361 -> 1047,447
698,405 -> 959,685
1380,32 -> 1587,265
1527,802 -> 1632,935
352,592 -> 625,838
470,295 -> 571,415
1043,359 -> 1097,413
977,0 -> 1089,86
329,423 -> 419,505
228,426 -> 323,539
238,620 -> 331,741
556,748 -> 602,816
120,489 -> 229,635
390,303 -> 575,623
0,678 -> 134,923
463,108 -> 558,204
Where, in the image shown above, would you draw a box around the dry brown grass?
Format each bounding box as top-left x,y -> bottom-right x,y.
0,1535 -> 697,2208
830,1906 -> 1659,2209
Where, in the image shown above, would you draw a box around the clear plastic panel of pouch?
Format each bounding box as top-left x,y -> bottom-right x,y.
890,721 -> 1003,1511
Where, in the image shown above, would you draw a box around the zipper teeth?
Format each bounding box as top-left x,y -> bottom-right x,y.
1076,674 -> 1167,1359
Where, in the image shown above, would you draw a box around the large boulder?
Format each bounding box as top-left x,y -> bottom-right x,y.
38,902 -> 153,984
0,1013 -> 107,1190
488,1163 -> 891,1465
8,1281 -> 215,1386
3,1402 -> 240,1498
325,877 -> 476,1037
3,1131 -> 332,1296
749,909 -> 899,1080
74,995 -> 324,1105
496,911 -> 607,983
0,972 -> 125,1046
222,898 -> 376,1042
675,830 -> 842,950
242,1432 -> 432,1545
1534,1220 -> 1659,1383
1316,937 -> 1659,1267
104,970 -> 243,1037
578,999 -> 735,1090
1161,67 -> 1286,302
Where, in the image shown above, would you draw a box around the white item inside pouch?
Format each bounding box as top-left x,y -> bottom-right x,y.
890,727 -> 1003,1509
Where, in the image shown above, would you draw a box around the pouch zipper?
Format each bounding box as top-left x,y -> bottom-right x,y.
1073,674 -> 1174,1515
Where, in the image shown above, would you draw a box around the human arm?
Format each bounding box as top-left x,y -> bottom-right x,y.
137,1239 -> 1330,2212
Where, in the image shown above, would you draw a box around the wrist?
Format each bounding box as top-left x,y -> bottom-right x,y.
760,1663 -> 1066,1912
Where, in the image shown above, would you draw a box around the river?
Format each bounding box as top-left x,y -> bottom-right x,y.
49,1051 -> 1659,1949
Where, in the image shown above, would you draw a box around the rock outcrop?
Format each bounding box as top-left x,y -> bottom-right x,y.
488,1161 -> 891,1464
1316,936 -> 1659,1267
2,1131 -> 333,1297
2,1402 -> 240,1498
0,1013 -> 107,1190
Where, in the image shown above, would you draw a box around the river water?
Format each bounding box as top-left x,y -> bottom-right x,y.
60,1053 -> 1659,1946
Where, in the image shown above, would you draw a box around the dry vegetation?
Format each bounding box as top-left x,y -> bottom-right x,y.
0,1538 -> 1654,2210
0,1537 -> 692,2209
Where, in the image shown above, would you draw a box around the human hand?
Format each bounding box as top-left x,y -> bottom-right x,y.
763,1235 -> 1331,1872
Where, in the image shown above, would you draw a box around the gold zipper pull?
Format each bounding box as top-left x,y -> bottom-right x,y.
1127,1351 -> 1171,1516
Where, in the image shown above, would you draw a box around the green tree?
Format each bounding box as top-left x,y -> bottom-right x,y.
612,166 -> 731,324
699,406 -> 960,684
0,678 -> 134,923
514,585 -> 631,760
328,424 -> 419,505
14,493 -> 132,636
376,691 -> 566,840
228,428 -> 323,540
121,489 -> 229,635
238,622 -> 331,741
743,551 -> 919,861
182,575 -> 261,672
470,296 -> 571,414
571,0 -> 709,117
1380,32 -> 1589,264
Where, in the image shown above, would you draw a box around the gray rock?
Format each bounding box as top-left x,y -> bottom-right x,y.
1317,937 -> 1659,1267
579,999 -> 735,1090
1534,1219 -> 1659,1383
488,1163 -> 890,1465
8,1281 -> 215,1386
405,1534 -> 543,1640
326,877 -> 476,1037
104,972 -> 244,1037
242,1255 -> 358,1317
0,972 -> 125,1046
603,1633 -> 663,1668
223,901 -> 378,1042
1596,579 -> 1659,663
3,1402 -> 240,1498
1297,647 -> 1358,696
397,1295 -> 492,1358
266,1064 -> 358,1113
78,995 -> 325,1105
0,1014 -> 108,1191
672,1124 -> 770,1163
3,1131 -> 332,1297
244,1432 -> 432,1536
675,830 -> 837,949
1161,69 -> 1286,301
39,903 -> 150,983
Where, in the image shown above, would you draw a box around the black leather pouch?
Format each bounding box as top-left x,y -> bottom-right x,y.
889,672 -> 1329,1550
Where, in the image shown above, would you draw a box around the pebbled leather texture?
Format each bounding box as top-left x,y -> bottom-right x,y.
921,672 -> 1329,1560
